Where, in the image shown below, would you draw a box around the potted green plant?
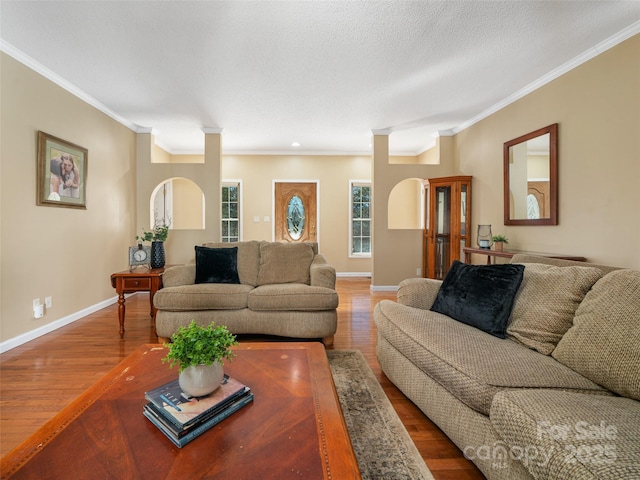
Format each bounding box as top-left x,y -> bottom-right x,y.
136,223 -> 169,243
492,234 -> 509,252
163,320 -> 238,397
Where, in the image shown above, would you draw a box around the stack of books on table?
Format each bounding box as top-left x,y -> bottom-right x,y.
143,375 -> 253,448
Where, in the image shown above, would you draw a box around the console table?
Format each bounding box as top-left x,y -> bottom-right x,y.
110,267 -> 169,337
463,247 -> 586,265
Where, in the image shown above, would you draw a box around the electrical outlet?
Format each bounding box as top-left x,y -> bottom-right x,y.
416,268 -> 422,276
45,296 -> 52,309
33,304 -> 44,319
33,298 -> 41,309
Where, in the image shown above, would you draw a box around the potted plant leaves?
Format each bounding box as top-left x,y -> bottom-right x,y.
163,320 -> 238,397
492,234 -> 509,252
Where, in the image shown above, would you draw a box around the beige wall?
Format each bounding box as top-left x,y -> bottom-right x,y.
136,133 -> 221,266
1,53 -> 137,344
171,178 -> 204,230
222,154 -> 373,273
455,34 -> 640,268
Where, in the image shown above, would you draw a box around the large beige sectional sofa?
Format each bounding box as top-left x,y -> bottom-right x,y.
154,241 -> 339,346
374,254 -> 639,480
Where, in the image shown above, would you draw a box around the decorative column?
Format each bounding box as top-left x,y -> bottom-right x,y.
371,130 -> 391,288
202,127 -> 223,242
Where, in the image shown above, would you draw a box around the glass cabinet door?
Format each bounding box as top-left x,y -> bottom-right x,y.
458,183 -> 468,265
434,186 -> 451,279
426,176 -> 472,279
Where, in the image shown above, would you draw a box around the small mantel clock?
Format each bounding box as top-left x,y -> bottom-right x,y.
129,243 -> 151,270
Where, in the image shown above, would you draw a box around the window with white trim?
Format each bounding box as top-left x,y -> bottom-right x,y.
222,182 -> 240,242
350,181 -> 371,257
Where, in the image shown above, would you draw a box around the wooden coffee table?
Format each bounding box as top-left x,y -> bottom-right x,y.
1,343 -> 360,479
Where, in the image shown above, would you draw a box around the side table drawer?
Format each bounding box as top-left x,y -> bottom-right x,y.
123,277 -> 151,290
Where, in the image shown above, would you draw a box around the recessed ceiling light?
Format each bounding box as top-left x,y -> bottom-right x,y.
291,142 -> 300,147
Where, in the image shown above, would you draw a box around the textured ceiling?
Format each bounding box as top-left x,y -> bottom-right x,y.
1,1 -> 639,155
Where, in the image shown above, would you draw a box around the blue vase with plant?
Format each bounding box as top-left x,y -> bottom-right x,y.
136,221 -> 169,268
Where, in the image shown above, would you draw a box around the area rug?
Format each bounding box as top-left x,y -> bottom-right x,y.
327,350 -> 435,480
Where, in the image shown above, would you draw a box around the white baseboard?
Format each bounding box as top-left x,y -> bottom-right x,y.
336,272 -> 371,278
334,272 -> 396,290
370,285 -> 398,292
0,295 -> 119,354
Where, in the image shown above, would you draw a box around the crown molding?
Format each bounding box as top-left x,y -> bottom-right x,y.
136,127 -> 160,135
437,129 -> 456,137
451,20 -> 640,135
201,127 -> 224,134
371,129 -> 393,136
222,149 -> 374,157
0,39 -> 138,133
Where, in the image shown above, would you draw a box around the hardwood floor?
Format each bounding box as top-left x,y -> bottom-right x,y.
0,277 -> 484,479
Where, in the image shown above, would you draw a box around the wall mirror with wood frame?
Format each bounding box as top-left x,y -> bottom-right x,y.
504,123 -> 558,225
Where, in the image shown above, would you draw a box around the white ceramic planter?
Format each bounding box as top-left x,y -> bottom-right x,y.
178,362 -> 224,397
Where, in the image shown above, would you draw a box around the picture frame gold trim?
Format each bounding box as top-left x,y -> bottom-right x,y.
36,131 -> 88,209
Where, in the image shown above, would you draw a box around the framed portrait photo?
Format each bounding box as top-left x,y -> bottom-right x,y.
37,131 -> 88,209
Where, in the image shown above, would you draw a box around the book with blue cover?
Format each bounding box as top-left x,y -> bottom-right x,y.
144,390 -> 254,448
144,386 -> 251,436
144,374 -> 247,429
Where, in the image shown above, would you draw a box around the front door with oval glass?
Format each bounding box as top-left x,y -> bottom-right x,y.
274,182 -> 317,242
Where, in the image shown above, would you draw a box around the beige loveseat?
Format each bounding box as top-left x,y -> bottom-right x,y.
154,241 -> 339,346
374,255 -> 639,480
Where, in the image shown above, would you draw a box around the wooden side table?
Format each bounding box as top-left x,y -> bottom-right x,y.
110,267 -> 168,337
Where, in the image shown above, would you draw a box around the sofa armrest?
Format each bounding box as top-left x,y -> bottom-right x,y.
397,277 -> 442,310
310,254 -> 336,289
161,264 -> 196,287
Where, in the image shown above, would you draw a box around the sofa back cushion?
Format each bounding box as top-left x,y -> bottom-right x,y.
510,254 -> 620,275
552,269 -> 640,400
202,240 -> 260,286
257,241 -> 314,285
507,263 -> 603,355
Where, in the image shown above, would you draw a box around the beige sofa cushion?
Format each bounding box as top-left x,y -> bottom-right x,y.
491,389 -> 640,479
507,263 -> 603,355
257,241 -> 314,285
248,284 -> 339,311
552,269 -> 640,400
162,264 -> 196,287
153,283 -> 253,311
203,240 -> 260,286
374,300 -> 610,416
309,254 -> 337,289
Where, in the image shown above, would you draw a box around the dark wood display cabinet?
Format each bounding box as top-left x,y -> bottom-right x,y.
424,176 -> 472,279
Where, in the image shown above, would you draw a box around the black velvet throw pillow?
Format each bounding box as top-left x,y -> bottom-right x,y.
194,246 -> 240,284
430,261 -> 525,338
